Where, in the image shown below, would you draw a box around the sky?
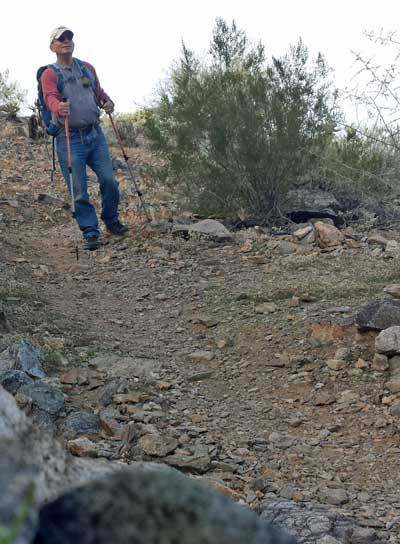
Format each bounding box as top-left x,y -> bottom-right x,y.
2,0 -> 400,121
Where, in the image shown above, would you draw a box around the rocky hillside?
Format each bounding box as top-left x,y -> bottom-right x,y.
2,116 -> 400,542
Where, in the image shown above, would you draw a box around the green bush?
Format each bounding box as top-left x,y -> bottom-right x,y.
315,125 -> 400,203
144,18 -> 341,222
103,111 -> 146,147
0,70 -> 26,119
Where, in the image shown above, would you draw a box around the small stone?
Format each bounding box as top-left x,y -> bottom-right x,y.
268,432 -> 296,449
187,371 -> 214,382
384,284 -> 400,299
312,391 -> 336,406
326,359 -> 346,371
376,326 -> 400,355
279,484 -> 297,500
19,381 -> 64,415
11,340 -> 46,378
61,412 -> 102,439
390,403 -> 400,416
60,368 -> 80,384
157,381 -> 172,391
255,302 -> 277,314
198,317 -> 220,328
188,220 -> 233,242
320,487 -> 348,505
138,433 -> 179,457
67,437 -> 98,457
354,358 -> 369,369
371,353 -> 389,371
185,351 -> 215,363
277,240 -> 299,255
165,444 -> 211,473
334,347 -> 353,362
389,355 -> 400,375
216,338 -> 232,349
337,390 -> 360,404
0,369 -> 34,395
386,240 -> 400,258
113,391 -> 150,404
368,233 -> 389,247
293,225 -> 313,240
314,221 -> 343,249
385,378 -> 400,394
0,349 -> 13,372
351,527 -> 377,544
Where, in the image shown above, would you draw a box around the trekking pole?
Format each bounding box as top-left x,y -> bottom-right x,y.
63,100 -> 80,261
107,113 -> 151,223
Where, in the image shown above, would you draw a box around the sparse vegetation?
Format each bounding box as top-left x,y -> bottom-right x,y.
0,69 -> 26,119
0,483 -> 35,544
103,111 -> 146,147
144,18 -> 341,222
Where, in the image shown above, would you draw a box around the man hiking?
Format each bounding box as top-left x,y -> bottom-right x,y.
41,26 -> 128,251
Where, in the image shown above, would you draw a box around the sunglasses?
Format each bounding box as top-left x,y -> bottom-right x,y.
55,33 -> 73,43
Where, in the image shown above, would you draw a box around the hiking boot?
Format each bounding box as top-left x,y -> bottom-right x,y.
106,221 -> 129,236
84,236 -> 100,251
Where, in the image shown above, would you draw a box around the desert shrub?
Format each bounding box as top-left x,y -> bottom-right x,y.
103,111 -> 146,147
0,70 -> 26,119
144,18 -> 341,222
315,125 -> 400,205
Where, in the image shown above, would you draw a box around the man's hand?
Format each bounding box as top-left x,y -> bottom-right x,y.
102,100 -> 114,114
57,100 -> 70,117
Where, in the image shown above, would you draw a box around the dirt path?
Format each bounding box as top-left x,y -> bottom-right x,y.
1,124 -> 400,542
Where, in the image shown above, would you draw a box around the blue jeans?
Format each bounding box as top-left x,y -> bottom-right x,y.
56,125 -> 120,239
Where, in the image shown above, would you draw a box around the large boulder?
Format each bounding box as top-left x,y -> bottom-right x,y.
1,385 -> 297,544
356,299 -> 400,331
189,219 -> 234,242
34,467 -> 297,544
0,386 -> 119,543
284,189 -> 342,226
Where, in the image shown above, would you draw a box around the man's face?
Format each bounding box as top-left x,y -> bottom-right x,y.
50,31 -> 74,54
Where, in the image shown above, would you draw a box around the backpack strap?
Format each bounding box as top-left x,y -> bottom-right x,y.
37,64 -> 65,94
73,58 -> 96,91
50,63 -> 65,94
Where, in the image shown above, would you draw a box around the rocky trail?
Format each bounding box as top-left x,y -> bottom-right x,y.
3,118 -> 400,543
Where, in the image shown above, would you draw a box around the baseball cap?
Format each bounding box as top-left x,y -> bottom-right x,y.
50,26 -> 74,44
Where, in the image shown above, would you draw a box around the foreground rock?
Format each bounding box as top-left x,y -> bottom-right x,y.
0,385 -> 297,544
260,500 -> 381,544
0,386 -> 118,542
34,467 -> 297,544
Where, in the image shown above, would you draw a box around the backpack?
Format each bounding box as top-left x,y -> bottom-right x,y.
36,58 -> 95,136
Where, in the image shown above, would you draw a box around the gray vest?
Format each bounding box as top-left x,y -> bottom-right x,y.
53,59 -> 100,129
